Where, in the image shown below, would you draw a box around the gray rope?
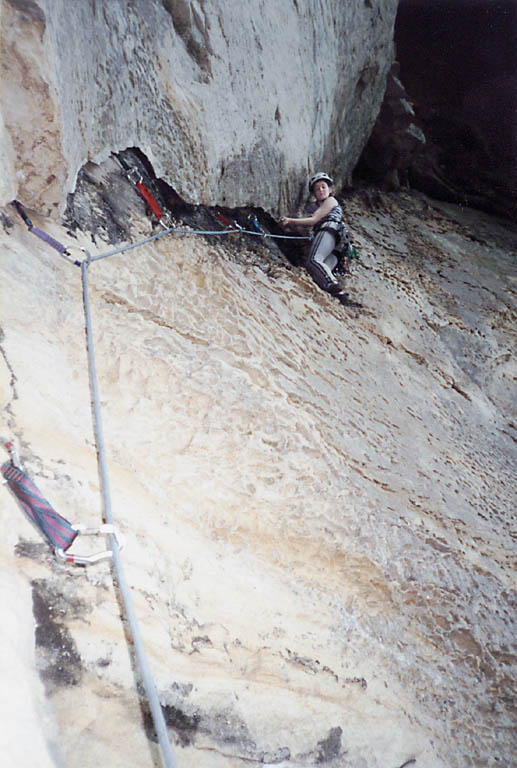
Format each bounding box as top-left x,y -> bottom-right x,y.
234,228 -> 309,240
81,261 -> 177,768
10,202 -> 311,768
64,215 -> 310,765
86,224 -> 309,264
87,227 -> 176,262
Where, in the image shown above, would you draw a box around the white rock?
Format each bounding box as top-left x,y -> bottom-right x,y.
0,189 -> 515,767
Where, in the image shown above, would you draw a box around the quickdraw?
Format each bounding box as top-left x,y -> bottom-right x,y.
115,154 -> 171,229
12,201 -> 81,266
249,214 -> 263,234
1,441 -> 124,566
216,211 -> 241,231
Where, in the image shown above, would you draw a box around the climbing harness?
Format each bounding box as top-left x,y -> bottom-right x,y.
1,441 -> 123,565
12,201 -> 81,266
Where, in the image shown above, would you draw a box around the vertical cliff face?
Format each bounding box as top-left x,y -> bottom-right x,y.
1,180 -> 516,767
1,0 -> 398,216
1,2 -> 516,768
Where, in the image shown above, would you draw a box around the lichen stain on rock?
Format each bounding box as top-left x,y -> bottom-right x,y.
315,726 -> 344,764
15,538 -> 49,561
31,579 -> 84,693
161,0 -> 214,76
144,702 -> 200,747
145,696 -> 293,763
5,0 -> 46,33
2,0 -> 66,214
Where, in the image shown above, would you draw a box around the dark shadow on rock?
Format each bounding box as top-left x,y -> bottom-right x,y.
316,726 -> 344,764
31,578 -> 84,693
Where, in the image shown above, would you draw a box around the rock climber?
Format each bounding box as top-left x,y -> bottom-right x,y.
280,172 -> 349,304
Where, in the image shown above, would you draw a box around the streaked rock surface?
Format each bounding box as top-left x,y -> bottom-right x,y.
1,0 -> 398,215
0,187 -> 515,767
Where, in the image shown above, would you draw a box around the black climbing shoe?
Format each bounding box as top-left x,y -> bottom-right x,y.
337,291 -> 363,308
327,282 -> 343,296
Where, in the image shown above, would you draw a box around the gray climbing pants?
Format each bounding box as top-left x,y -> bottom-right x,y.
307,229 -> 339,293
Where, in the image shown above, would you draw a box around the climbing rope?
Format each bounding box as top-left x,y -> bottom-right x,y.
6,198 -> 312,767
76,213 -> 311,764
87,227 -> 176,263
83,223 -> 309,264
81,260 -> 178,768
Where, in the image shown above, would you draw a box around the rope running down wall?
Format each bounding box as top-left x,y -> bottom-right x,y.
81,257 -> 178,767
79,222 -> 307,766
15,219 -> 308,767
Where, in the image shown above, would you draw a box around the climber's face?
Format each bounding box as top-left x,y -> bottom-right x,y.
313,180 -> 332,200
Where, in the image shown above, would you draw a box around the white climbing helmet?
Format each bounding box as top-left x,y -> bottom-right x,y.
309,172 -> 334,193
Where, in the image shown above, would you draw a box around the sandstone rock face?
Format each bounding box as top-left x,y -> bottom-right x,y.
1,3 -> 516,766
1,0 -> 398,216
0,185 -> 516,767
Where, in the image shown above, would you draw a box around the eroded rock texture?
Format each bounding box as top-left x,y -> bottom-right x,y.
1,2 -> 516,766
0,180 -> 515,767
1,0 -> 398,216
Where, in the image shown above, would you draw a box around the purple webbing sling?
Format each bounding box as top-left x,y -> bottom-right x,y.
29,226 -> 69,255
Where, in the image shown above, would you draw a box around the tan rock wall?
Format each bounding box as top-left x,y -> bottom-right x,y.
1,0 -> 398,215
0,190 -> 515,766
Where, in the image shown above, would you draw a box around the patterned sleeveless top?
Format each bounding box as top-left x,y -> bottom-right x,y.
313,202 -> 343,232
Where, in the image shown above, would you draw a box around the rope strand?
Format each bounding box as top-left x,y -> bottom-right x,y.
17,207 -> 310,767
81,261 -> 178,768
87,225 -> 309,263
